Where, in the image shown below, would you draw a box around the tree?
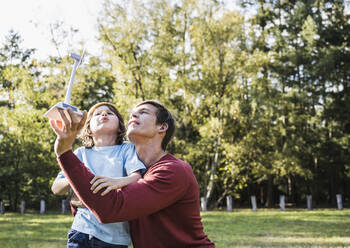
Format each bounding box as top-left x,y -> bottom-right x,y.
245,0 -> 350,206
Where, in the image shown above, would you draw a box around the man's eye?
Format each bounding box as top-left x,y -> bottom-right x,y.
108,112 -> 114,115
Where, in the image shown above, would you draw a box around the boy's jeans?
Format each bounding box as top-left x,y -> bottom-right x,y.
67,229 -> 128,248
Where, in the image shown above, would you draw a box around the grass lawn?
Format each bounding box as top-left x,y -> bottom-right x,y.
1,209 -> 350,247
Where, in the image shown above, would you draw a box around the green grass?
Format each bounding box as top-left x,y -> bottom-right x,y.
1,209 -> 350,247
202,209 -> 350,248
0,211 -> 72,248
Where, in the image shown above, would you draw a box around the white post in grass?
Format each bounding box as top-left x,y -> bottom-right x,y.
0,201 -> 4,214
279,195 -> 286,211
226,196 -> 232,212
336,194 -> 343,210
62,200 -> 67,214
20,200 -> 25,214
201,197 -> 207,212
307,195 -> 312,210
251,195 -> 257,212
40,200 -> 45,214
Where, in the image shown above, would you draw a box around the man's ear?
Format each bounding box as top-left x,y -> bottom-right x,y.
159,123 -> 168,133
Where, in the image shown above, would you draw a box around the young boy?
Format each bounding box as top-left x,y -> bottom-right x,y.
51,102 -> 145,248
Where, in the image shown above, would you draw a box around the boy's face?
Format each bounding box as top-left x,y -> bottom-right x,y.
90,105 -> 120,135
127,104 -> 159,139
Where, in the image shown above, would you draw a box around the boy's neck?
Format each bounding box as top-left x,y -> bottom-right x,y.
93,134 -> 117,147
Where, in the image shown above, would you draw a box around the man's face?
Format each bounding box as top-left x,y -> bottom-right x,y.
127,104 -> 159,139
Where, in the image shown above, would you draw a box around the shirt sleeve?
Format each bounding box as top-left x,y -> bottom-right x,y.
56,171 -> 66,179
74,147 -> 83,161
55,148 -> 83,180
123,143 -> 146,176
57,150 -> 189,223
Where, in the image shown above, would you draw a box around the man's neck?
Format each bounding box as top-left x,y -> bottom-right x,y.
133,140 -> 167,167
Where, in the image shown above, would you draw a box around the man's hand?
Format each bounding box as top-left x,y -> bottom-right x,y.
49,108 -> 87,156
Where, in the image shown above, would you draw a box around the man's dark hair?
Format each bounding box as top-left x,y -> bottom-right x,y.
136,100 -> 175,150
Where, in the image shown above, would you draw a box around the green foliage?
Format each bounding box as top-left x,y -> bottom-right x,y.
0,0 -> 350,210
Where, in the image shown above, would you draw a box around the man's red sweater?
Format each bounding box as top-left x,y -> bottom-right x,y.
58,150 -> 215,248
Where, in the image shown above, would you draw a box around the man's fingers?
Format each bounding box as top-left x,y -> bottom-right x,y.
56,120 -> 64,130
77,110 -> 87,131
51,108 -> 80,156
49,119 -> 64,135
66,108 -> 87,132
58,109 -> 71,130
66,108 -> 80,130
49,119 -> 59,135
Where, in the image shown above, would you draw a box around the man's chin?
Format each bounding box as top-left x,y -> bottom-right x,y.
127,129 -> 145,143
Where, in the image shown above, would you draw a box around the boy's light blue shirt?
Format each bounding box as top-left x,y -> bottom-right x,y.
57,142 -> 145,245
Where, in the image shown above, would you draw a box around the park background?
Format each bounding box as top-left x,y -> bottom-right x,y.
1,0 -> 350,247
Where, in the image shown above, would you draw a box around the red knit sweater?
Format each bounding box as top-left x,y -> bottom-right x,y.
58,150 -> 215,248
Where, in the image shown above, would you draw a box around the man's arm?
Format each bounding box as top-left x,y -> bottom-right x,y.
58,151 -> 188,223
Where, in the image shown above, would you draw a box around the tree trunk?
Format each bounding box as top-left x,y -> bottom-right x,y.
329,164 -> 336,205
259,184 -> 264,205
206,136 -> 220,207
265,174 -> 274,207
205,151 -> 217,206
214,189 -> 229,209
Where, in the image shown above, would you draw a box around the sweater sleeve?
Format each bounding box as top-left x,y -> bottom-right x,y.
58,150 -> 189,223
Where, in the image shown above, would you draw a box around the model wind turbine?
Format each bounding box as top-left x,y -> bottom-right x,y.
44,51 -> 84,120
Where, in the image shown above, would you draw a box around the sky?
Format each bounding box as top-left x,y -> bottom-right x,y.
0,0 -> 103,60
4,0 -> 348,61
0,0 -> 243,61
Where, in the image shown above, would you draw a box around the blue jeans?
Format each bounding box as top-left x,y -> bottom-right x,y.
67,229 -> 128,248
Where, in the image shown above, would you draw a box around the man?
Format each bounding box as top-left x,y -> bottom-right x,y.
50,100 -> 215,248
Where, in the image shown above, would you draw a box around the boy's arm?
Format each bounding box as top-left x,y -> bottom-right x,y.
90,172 -> 142,196
51,177 -> 70,195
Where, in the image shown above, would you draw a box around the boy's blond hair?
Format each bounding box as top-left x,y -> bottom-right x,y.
79,102 -> 126,148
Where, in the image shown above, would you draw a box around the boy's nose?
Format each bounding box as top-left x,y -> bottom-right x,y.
130,112 -> 138,118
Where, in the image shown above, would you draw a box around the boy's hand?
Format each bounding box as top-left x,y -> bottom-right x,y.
90,176 -> 127,196
49,108 -> 87,156
70,192 -> 86,208
90,172 -> 142,196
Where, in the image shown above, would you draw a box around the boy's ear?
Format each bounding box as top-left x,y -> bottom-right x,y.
159,123 -> 168,133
